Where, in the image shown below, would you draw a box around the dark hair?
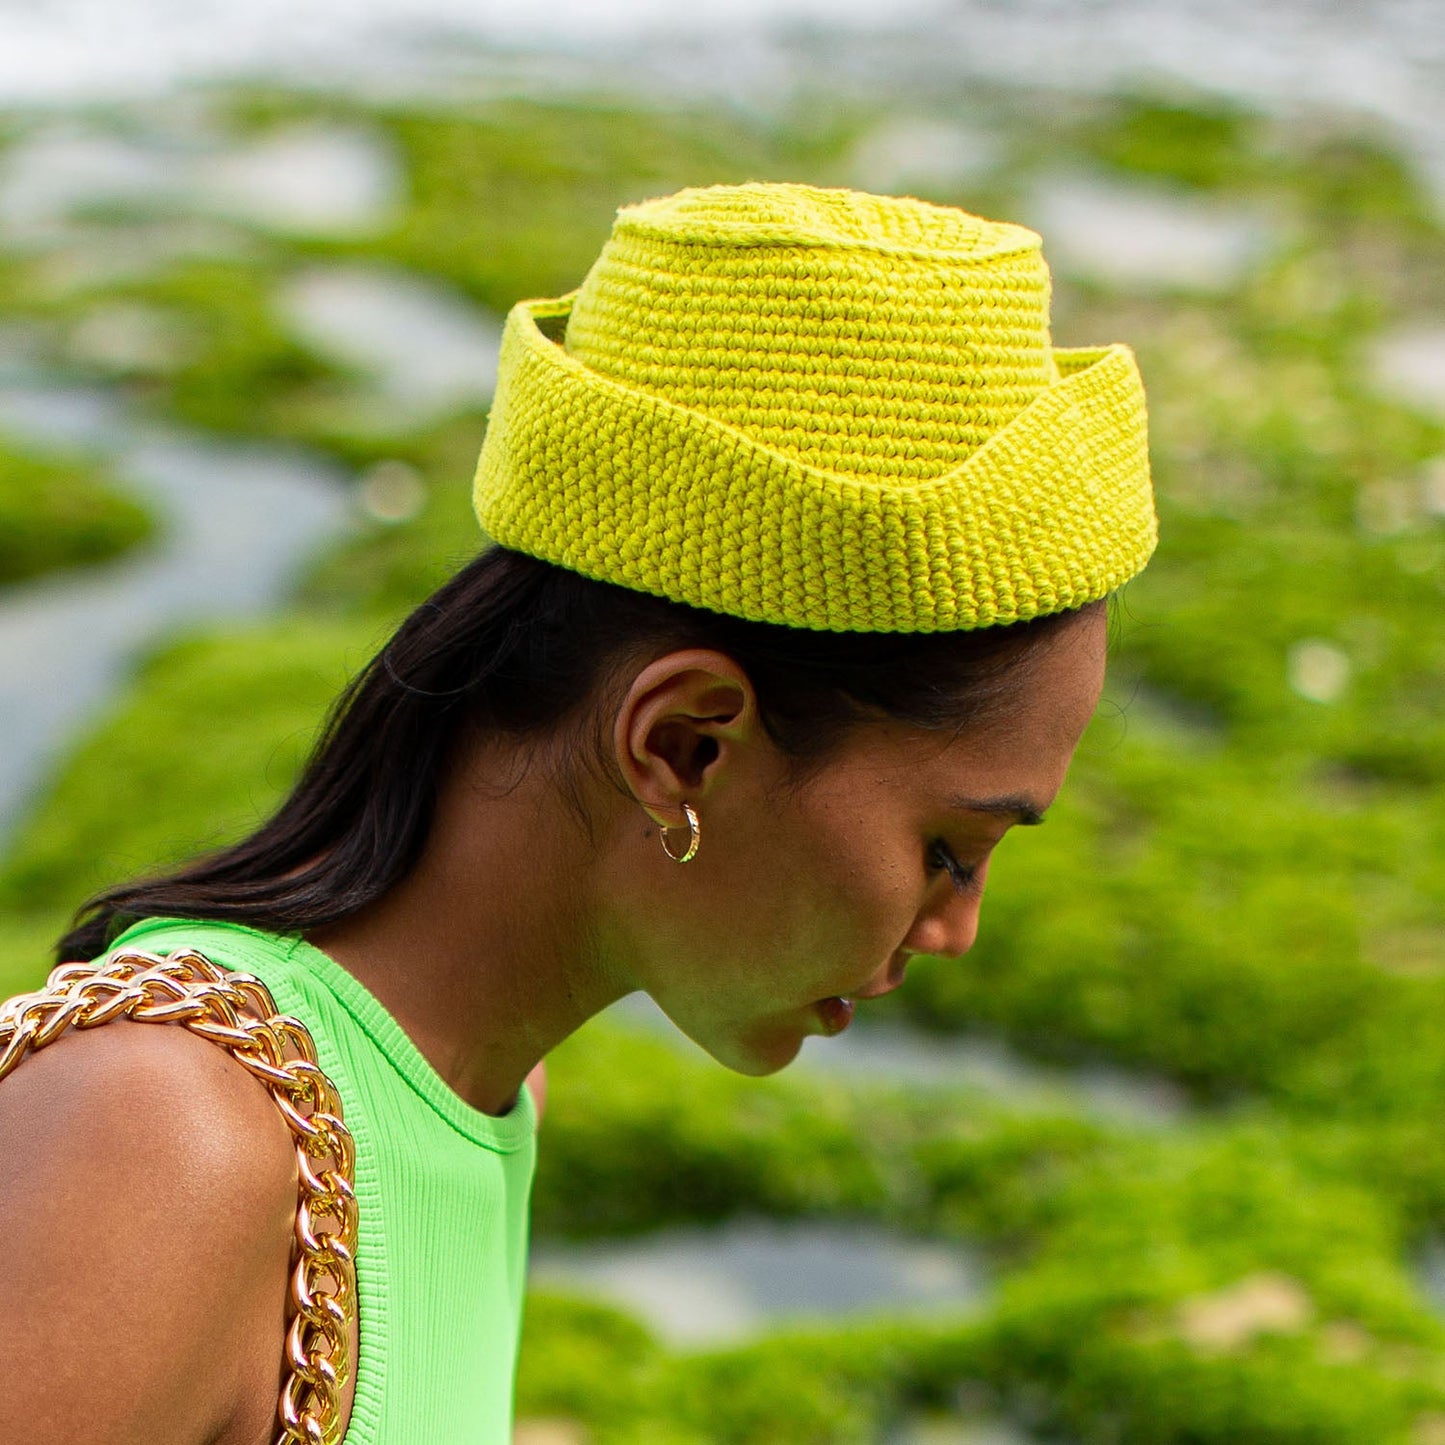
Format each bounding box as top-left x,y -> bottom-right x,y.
59,545 -> 1098,961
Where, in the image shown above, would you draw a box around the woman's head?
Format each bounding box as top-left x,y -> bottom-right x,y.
60,182 -> 1151,1079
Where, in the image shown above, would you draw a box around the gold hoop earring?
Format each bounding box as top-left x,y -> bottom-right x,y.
659,802 -> 701,863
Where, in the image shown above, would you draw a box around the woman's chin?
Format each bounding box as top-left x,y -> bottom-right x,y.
698,1017 -> 809,1077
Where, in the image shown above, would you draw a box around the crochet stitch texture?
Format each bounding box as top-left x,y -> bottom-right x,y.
473,182 -> 1156,632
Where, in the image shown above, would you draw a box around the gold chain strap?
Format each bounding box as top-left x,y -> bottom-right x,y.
0,947 -> 358,1445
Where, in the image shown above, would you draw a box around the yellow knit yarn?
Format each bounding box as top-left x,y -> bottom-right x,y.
473,182 -> 1156,632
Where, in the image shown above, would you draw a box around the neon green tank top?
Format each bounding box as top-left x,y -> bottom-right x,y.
107,917 -> 539,1445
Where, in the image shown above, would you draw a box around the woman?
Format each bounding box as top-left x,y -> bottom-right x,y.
0,182 -> 1154,1444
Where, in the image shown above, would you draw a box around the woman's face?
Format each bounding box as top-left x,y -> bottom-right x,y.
603,606 -> 1109,1076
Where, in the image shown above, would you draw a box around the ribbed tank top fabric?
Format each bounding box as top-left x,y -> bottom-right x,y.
104,917 -> 538,1445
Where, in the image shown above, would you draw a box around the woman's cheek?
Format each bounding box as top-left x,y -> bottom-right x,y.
820,861 -> 907,972
848,841 -> 920,935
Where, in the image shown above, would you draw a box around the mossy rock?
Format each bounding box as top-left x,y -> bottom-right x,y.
72,257 -> 348,443
524,1026 -> 1445,1443
0,443 -> 154,586
4,83 -> 1445,1444
1077,94 -> 1266,192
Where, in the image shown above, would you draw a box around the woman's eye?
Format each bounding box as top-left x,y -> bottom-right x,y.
925,839 -> 978,895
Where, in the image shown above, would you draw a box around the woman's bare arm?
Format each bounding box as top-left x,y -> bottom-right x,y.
0,1017 -> 298,1444
525,1058 -> 547,1123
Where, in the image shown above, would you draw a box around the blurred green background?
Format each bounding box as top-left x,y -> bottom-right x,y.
2,24 -> 1444,1443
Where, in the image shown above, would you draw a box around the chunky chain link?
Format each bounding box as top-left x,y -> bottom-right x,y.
0,947 -> 358,1445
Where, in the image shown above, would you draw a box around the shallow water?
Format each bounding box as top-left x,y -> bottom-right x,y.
846,116 -> 1003,198
809,1022 -> 1190,1128
0,379 -> 351,846
198,123 -> 403,236
279,262 -> 502,425
0,119 -> 401,247
530,1217 -> 991,1347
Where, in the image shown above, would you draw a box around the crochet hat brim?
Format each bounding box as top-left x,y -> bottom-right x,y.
473,294 -> 1156,633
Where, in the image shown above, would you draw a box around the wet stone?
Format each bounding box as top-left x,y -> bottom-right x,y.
1177,1272 -> 1312,1352
1027,173 -> 1272,291
0,125 -> 186,242
512,1422 -> 588,1445
0,119 -> 399,246
66,301 -> 196,374
0,322 -> 47,376
0,380 -> 131,451
1287,638 -> 1350,704
357,458 -> 427,524
1413,1235 -> 1445,1317
848,117 -> 1001,197
27,219 -> 256,293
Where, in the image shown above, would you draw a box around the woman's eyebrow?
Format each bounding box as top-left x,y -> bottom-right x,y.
947,794 -> 1048,826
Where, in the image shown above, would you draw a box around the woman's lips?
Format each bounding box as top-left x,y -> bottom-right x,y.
814,957 -> 908,1037
813,996 -> 855,1035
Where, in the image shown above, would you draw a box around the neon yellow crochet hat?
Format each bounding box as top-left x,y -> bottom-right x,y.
473,182 -> 1155,632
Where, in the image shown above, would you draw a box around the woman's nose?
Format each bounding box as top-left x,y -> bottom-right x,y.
902,861 -> 990,960
902,901 -> 980,960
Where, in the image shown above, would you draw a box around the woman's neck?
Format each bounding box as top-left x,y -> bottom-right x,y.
308,741 -> 631,1116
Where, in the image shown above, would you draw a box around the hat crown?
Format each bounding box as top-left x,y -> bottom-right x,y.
473,181 -> 1156,632
564,183 -> 1059,484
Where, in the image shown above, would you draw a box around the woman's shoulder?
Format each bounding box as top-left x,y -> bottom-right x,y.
0,1014 -> 297,1443
0,1008 -> 298,1191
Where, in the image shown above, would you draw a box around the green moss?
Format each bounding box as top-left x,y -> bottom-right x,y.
980,1127 -> 1445,1444
1078,95 -> 1265,191
534,1024 -> 908,1236
1293,133 -> 1441,235
0,441 -> 154,585
0,618 -> 378,919
525,1301 -> 1445,1445
516,1292 -> 665,1435
877,733 -> 1445,1111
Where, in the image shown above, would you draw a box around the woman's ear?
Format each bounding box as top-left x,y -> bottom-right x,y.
612,649 -> 759,823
